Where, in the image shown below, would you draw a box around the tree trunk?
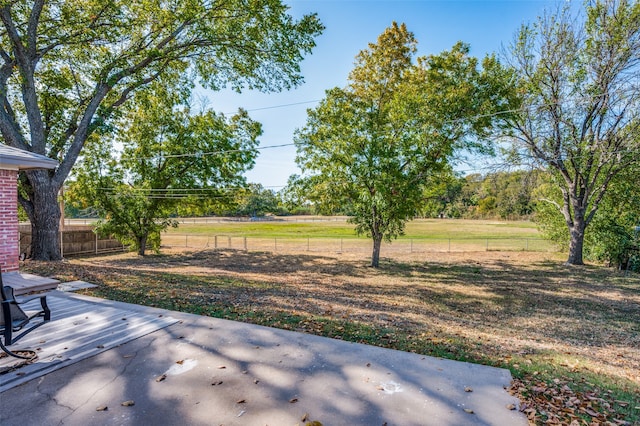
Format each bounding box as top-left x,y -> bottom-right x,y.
566,218 -> 586,265
26,173 -> 62,261
371,236 -> 382,268
137,234 -> 148,256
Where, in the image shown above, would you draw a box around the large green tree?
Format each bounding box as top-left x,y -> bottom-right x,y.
502,0 -> 640,265
70,82 -> 261,255
294,23 -> 514,267
0,0 -> 322,260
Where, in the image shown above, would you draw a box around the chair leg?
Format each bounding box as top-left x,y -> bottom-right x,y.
2,300 -> 13,345
40,296 -> 50,321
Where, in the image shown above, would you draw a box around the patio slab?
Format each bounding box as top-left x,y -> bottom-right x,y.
0,292 -> 527,426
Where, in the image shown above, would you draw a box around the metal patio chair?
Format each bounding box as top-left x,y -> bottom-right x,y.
0,267 -> 51,359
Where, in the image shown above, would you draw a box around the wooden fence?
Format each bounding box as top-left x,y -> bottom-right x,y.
19,224 -> 125,257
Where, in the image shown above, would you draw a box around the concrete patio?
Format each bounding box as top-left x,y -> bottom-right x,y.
0,291 -> 527,426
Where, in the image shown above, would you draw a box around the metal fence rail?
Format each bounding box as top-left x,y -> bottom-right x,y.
160,234 -> 555,254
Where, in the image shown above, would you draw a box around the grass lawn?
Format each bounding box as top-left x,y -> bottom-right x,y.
22,219 -> 639,425
164,217 -> 543,239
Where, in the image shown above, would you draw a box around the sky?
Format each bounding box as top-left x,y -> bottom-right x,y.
201,0 -> 562,190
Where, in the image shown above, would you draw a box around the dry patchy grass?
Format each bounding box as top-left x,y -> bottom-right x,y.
22,249 -> 640,425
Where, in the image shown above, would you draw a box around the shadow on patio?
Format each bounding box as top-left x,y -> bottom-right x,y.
0,290 -> 525,426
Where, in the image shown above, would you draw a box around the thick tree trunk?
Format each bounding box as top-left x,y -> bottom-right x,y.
26,172 -> 62,261
371,236 -> 382,268
566,218 -> 586,265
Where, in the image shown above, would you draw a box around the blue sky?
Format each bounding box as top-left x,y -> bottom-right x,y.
203,0 -> 561,189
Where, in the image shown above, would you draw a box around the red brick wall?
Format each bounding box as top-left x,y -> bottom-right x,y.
0,168 -> 19,272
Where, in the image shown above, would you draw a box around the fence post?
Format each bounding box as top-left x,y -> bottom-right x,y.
95,233 -> 98,254
244,237 -> 247,251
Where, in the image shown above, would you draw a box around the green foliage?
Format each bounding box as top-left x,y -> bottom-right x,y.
533,178 -> 570,252
234,184 -> 283,217
0,0 -> 323,260
418,168 -> 463,218
294,23 -> 515,266
69,81 -> 261,255
584,165 -> 640,270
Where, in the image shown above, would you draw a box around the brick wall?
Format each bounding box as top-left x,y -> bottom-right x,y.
0,168 -> 19,272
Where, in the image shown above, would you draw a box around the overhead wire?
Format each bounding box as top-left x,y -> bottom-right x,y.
130,85 -> 640,162
90,86 -> 640,199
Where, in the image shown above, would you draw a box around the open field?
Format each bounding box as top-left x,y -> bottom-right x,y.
22,243 -> 640,425
161,218 -> 555,254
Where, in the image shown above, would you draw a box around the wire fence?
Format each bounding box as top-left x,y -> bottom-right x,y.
160,234 -> 555,254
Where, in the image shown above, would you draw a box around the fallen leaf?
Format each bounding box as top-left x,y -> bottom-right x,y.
464,387 -> 473,392
289,398 -> 299,403
464,408 -> 474,414
121,400 -> 135,407
506,403 -> 516,410
236,399 -> 246,404
211,381 -> 223,386
218,365 -> 226,369
95,406 -> 108,411
301,413 -> 309,422
176,360 -> 184,365
155,374 -> 167,382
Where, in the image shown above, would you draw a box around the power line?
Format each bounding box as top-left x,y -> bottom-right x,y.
224,99 -> 320,116
154,142 -> 295,159
131,87 -> 640,162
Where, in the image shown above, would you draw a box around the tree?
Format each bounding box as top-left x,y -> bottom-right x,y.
502,0 -> 640,265
533,164 -> 640,270
69,82 -> 261,255
235,183 -> 281,217
0,0 -> 323,260
294,23 -> 514,267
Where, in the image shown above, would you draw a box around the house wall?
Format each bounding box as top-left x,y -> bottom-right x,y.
0,168 -> 19,272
